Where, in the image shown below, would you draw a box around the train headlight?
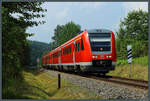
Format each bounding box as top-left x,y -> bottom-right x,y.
92,56 -> 97,58
107,55 -> 112,58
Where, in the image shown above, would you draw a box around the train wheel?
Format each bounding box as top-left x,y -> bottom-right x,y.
102,73 -> 106,76
97,73 -> 106,77
101,71 -> 108,76
76,65 -> 81,74
61,66 -> 63,72
58,66 -> 60,71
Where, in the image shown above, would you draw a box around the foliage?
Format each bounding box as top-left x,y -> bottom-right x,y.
116,10 -> 148,59
2,2 -> 46,27
51,21 -> 81,50
28,40 -> 50,66
2,2 -> 46,98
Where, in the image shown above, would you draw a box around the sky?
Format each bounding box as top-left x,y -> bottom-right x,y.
26,2 -> 148,43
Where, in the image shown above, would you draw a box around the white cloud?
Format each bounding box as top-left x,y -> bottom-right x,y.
123,2 -> 148,14
41,2 -> 105,21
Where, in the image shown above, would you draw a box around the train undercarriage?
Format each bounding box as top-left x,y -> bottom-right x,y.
43,60 -> 115,75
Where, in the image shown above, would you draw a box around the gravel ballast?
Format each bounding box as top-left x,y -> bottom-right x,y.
46,70 -> 148,100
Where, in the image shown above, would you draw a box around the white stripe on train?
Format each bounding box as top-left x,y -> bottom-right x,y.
43,62 -> 116,66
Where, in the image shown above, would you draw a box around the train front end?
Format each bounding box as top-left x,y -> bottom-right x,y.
87,29 -> 116,74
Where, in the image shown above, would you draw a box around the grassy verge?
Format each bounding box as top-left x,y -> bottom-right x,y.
116,56 -> 148,66
108,56 -> 148,80
3,69 -> 102,99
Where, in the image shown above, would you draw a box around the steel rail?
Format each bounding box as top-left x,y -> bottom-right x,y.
46,69 -> 148,90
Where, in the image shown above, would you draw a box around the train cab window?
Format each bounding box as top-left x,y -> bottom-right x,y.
89,33 -> 111,52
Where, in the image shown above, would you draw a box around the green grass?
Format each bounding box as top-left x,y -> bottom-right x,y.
108,56 -> 148,80
3,69 -> 103,99
117,56 -> 148,66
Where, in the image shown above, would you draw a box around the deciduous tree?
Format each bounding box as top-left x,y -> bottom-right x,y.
116,10 -> 148,59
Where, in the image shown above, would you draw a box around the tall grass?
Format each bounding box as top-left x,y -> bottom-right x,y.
117,56 -> 148,66
108,56 -> 148,80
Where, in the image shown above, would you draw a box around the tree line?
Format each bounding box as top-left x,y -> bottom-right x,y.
50,21 -> 81,50
116,10 -> 148,59
2,2 -> 46,98
28,40 -> 50,66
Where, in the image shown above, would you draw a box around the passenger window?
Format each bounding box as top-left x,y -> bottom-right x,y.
75,43 -> 77,51
67,48 -> 69,54
78,42 -> 80,51
81,38 -> 84,50
73,44 -> 75,52
70,46 -> 72,53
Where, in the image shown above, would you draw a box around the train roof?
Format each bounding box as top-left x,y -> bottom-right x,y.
50,30 -> 87,53
87,29 -> 111,33
44,29 -> 112,56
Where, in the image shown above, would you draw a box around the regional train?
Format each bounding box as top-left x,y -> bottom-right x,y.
42,29 -> 116,75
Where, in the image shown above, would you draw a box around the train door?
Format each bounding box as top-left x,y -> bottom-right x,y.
73,41 -> 75,65
75,39 -> 81,63
58,49 -> 61,65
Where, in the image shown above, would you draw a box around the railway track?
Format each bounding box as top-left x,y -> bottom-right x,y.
81,74 -> 148,90
47,69 -> 148,90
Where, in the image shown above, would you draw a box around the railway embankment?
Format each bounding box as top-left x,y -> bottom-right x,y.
8,68 -> 102,99
108,56 -> 148,80
47,70 -> 148,99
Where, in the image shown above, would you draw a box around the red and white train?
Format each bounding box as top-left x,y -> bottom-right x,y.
42,29 -> 116,75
